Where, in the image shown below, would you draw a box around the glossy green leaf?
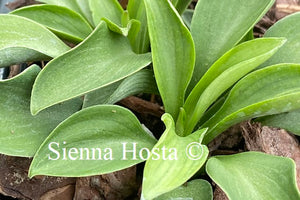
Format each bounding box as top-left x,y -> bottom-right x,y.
144,0 -> 195,119
31,21 -> 152,115
11,5 -> 93,43
190,0 -> 275,88
128,0 -> 150,53
89,0 -> 123,26
256,111 -> 300,136
154,179 -> 213,200
0,65 -> 82,157
182,38 -> 286,135
0,14 -> 70,67
206,152 -> 300,200
201,64 -> 300,144
83,69 -> 158,108
29,105 -> 157,178
142,114 -> 209,200
262,12 -> 300,67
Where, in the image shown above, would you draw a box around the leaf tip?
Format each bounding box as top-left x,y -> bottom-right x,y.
27,165 -> 36,179
276,37 -> 288,47
30,101 -> 40,116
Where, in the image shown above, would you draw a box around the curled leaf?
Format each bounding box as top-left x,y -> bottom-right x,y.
142,113 -> 208,199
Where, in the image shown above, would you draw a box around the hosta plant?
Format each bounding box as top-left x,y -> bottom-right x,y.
1,0 -> 300,199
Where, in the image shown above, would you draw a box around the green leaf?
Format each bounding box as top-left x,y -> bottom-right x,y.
83,69 -> 158,108
198,93 -> 228,126
31,21 -> 152,115
75,0 -> 94,27
190,0 -> 275,88
38,0 -> 82,15
142,114 -> 209,200
154,179 -> 213,200
0,65 -> 82,157
11,5 -> 93,44
89,0 -> 123,26
182,9 -> 193,29
29,105 -> 157,178
182,38 -> 286,135
238,30 -> 255,44
144,0 -> 195,119
102,17 -> 140,37
174,0 -> 192,15
256,111 -> 300,136
0,14 -> 70,67
206,152 -> 300,200
255,13 -> 300,136
39,0 -> 94,26
128,0 -> 150,53
201,64 -> 300,144
262,12 -> 300,67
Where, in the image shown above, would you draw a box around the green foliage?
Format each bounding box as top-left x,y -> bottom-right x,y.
11,5 -> 93,43
142,114 -> 208,199
0,14 -> 70,67
0,65 -> 81,157
256,12 -> 300,133
31,21 -> 151,115
154,179 -> 213,200
201,64 -> 300,144
39,0 -> 94,26
127,0 -> 150,53
182,9 -> 193,29
173,0 -> 193,15
0,0 -> 300,199
89,0 -> 124,26
206,152 -> 300,200
262,12 -> 300,67
83,69 -> 158,108
183,38 -> 286,135
102,17 -> 139,37
190,0 -> 275,88
74,0 -> 94,26
29,105 -> 157,177
144,0 -> 195,119
257,111 -> 300,136
38,0 -> 83,16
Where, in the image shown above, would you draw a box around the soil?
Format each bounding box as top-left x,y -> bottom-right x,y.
1,0 -> 300,199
